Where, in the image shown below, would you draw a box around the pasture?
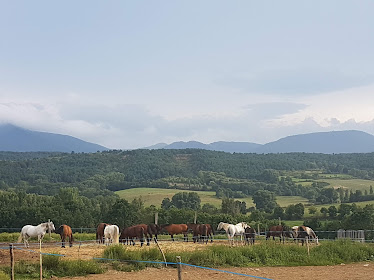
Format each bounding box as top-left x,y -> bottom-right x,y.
115,187 -> 308,208
316,178 -> 374,191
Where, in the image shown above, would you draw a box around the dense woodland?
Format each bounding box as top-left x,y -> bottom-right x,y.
1,149 -> 374,233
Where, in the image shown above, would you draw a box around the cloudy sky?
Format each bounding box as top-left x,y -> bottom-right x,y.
1,1 -> 374,149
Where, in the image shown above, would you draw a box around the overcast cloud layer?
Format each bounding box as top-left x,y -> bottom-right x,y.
1,1 -> 374,149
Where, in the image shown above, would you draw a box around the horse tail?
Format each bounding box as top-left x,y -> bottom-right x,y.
17,233 -> 23,243
113,226 -> 119,244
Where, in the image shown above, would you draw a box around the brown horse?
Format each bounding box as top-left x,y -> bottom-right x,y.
120,225 -> 145,246
147,223 -> 161,244
205,224 -> 215,243
266,225 -> 293,244
161,224 -> 188,241
244,227 -> 256,245
187,223 -> 208,243
55,225 -> 74,248
96,223 -> 110,244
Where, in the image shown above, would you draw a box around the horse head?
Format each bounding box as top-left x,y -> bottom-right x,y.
217,222 -> 223,231
49,222 -> 55,232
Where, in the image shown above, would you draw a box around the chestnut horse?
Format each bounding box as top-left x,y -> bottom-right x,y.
120,225 -> 145,246
205,224 -> 215,243
266,225 -> 293,244
55,224 -> 74,248
96,223 -> 110,244
161,224 -> 188,241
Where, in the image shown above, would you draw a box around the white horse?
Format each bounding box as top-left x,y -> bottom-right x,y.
104,224 -> 120,245
217,222 -> 249,245
17,221 -> 55,247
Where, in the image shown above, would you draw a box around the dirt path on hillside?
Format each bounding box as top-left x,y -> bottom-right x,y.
69,263 -> 373,280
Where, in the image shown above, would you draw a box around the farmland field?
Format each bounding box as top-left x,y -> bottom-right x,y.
116,188 -> 308,208
316,178 -> 374,191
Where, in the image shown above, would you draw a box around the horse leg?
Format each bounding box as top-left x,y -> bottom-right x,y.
61,235 -> 66,248
147,233 -> 151,246
171,234 -> 174,241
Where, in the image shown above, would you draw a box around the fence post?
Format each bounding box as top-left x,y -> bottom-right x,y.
155,212 -> 159,225
9,244 -> 14,280
177,256 -> 182,280
194,212 -> 197,224
39,239 -> 43,280
48,219 -> 51,239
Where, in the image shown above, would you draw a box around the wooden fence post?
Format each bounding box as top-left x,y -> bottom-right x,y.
177,256 -> 182,280
194,211 -> 197,224
155,212 -> 159,225
9,244 -> 14,280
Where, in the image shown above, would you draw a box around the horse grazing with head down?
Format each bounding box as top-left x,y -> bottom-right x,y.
292,225 -> 319,246
147,223 -> 160,244
161,224 -> 189,242
55,224 -> 74,248
217,222 -> 249,246
104,225 -> 120,245
96,223 -> 110,244
244,226 -> 256,245
187,223 -> 209,243
17,221 -> 55,248
266,225 -> 294,244
120,225 -> 145,246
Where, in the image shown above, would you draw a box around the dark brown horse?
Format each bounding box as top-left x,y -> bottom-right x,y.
161,224 -> 188,241
244,227 -> 256,245
120,225 -> 145,246
205,224 -> 215,243
147,223 -> 160,244
187,223 -> 208,243
55,224 -> 74,248
266,225 -> 293,243
96,223 -> 110,244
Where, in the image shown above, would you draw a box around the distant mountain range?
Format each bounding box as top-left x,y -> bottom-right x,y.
146,130 -> 374,154
2,124 -> 374,154
0,124 -> 108,153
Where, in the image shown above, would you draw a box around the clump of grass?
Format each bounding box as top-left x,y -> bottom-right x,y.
0,271 -> 8,280
3,255 -> 105,279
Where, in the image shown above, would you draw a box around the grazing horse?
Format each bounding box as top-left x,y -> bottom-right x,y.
266,225 -> 293,244
292,225 -> 319,245
96,223 -> 110,244
244,226 -> 256,245
217,222 -> 249,245
55,224 -> 74,248
147,223 -> 161,244
187,223 -> 208,243
120,225 -> 145,246
104,224 -> 120,245
17,221 -> 55,247
161,224 -> 189,241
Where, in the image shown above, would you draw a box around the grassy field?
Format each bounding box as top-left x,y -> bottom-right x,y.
116,188 -> 308,208
316,178 -> 374,191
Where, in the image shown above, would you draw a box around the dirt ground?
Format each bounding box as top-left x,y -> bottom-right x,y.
69,263 -> 373,280
1,242 -> 373,280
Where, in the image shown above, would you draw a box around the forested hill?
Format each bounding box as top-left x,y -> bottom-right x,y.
1,149 -> 374,198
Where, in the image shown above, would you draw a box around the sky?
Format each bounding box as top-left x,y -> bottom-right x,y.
1,1 -> 374,149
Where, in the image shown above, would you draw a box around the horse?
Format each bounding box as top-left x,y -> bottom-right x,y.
17,221 -> 55,247
187,223 -> 208,243
217,222 -> 249,245
96,223 -> 110,244
55,224 -> 74,248
266,225 -> 294,243
147,223 -> 161,244
292,225 -> 319,245
244,226 -> 256,245
103,224 -> 119,245
204,224 -> 215,243
161,224 -> 189,241
120,225 -> 145,246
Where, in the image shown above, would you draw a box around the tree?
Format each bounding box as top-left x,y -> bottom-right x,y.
272,206 -> 285,219
252,190 -> 278,213
320,207 -> 328,217
171,192 -> 201,210
308,206 -> 317,215
161,198 -> 173,210
328,205 -> 338,218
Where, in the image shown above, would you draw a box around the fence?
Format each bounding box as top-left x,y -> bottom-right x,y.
337,229 -> 365,242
